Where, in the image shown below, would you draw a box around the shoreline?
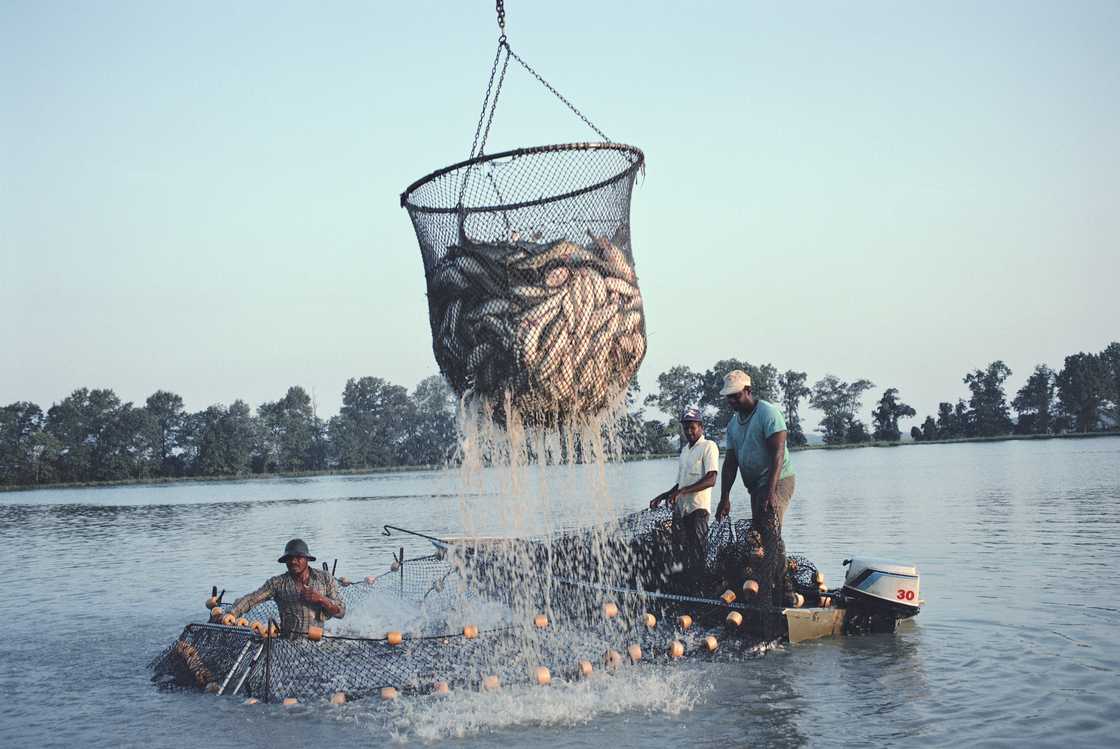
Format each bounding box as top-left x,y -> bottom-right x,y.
2,430 -> 1116,494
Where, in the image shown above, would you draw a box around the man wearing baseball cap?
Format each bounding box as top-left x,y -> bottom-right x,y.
227,538 -> 346,637
650,406 -> 720,589
716,370 -> 796,620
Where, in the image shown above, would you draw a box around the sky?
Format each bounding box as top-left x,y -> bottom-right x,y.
2,1 -> 1118,432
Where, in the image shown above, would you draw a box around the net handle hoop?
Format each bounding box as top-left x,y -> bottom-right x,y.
401,142 -> 645,214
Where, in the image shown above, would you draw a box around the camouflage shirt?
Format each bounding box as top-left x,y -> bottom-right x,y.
229,567 -> 345,636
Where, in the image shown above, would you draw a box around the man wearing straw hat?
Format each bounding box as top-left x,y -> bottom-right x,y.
228,538 -> 346,637
715,370 -> 796,620
650,407 -> 719,590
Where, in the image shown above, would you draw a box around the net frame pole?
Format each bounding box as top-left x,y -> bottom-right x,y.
264,619 -> 274,704
229,642 -> 265,697
217,639 -> 254,695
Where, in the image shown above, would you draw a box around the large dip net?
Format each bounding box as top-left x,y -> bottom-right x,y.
400,10 -> 645,425
150,509 -> 833,703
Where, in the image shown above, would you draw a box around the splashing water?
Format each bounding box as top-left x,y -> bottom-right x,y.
384,665 -> 709,743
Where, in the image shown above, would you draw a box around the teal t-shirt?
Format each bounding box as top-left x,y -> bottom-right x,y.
723,400 -> 795,493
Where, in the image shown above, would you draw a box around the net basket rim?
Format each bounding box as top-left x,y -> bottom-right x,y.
400,142 -> 645,215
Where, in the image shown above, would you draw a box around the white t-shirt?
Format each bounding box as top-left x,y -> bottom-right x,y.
675,436 -> 720,515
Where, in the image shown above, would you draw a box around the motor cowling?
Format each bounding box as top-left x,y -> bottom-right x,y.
842,557 -> 920,616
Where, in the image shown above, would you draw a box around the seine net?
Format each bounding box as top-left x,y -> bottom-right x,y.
151,511 -> 829,702
401,143 -> 646,425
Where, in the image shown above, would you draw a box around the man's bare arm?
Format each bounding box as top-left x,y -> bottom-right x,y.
676,471 -> 717,497
716,449 -> 738,519
764,430 -> 787,510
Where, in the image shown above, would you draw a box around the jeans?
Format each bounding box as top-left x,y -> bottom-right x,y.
671,508 -> 710,591
748,475 -> 796,632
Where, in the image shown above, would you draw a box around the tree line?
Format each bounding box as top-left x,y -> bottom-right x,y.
2,342 -> 1116,487
0,376 -> 458,487
615,342 -> 1120,451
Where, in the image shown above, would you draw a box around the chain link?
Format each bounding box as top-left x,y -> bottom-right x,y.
495,0 -> 506,39
505,45 -> 610,143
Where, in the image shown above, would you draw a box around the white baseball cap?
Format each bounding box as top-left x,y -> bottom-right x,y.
719,370 -> 752,396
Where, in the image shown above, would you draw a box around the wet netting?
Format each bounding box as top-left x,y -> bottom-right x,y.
400,7 -> 645,425
150,509 -> 834,703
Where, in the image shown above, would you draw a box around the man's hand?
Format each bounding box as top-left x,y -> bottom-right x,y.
715,496 -> 731,521
764,490 -> 779,512
650,489 -> 678,509
299,585 -> 325,607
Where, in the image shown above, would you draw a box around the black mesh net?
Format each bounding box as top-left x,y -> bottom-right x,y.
151,510 -> 828,702
401,143 -> 646,424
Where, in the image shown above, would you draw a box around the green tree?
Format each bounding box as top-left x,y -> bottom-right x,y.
963,361 -> 1013,437
330,377 -> 414,469
145,390 -> 186,475
0,402 -> 45,485
190,400 -> 256,476
871,387 -> 917,442
920,415 -> 938,441
809,374 -> 875,445
698,359 -> 779,442
1100,341 -> 1120,423
44,388 -> 151,482
1056,352 -> 1107,432
258,386 -> 322,471
935,402 -> 956,438
644,365 -> 703,425
1012,365 -> 1056,435
400,375 -> 457,466
954,399 -> 972,437
777,370 -> 811,447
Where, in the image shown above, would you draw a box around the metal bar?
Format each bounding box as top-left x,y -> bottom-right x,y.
229,643 -> 265,697
399,546 -> 405,598
217,640 -> 254,695
264,618 -> 274,704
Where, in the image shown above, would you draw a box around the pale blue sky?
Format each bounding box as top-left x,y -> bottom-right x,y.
2,1 -> 1117,430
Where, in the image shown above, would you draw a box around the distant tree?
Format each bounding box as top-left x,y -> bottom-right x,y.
699,359 -> 778,442
935,402 -> 956,438
1012,365 -> 1056,435
330,377 -> 414,468
871,388 -> 917,442
258,386 -> 321,471
953,399 -> 972,437
1056,352 -> 1107,432
145,390 -> 187,475
640,419 -> 676,454
191,401 -> 255,476
644,366 -> 703,426
963,361 -> 1013,437
44,388 -> 151,482
920,415 -> 938,441
910,425 -> 923,441
809,374 -> 875,445
778,370 -> 811,447
0,402 -> 45,485
400,375 -> 457,466
1100,341 -> 1120,423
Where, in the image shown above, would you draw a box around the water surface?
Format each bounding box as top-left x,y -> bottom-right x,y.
2,437 -> 1117,747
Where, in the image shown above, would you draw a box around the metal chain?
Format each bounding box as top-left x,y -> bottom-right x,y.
466,41 -> 506,161
465,0 -> 609,190
504,45 -> 610,143
476,46 -> 510,157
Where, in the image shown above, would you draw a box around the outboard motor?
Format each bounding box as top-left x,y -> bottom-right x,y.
840,557 -> 921,634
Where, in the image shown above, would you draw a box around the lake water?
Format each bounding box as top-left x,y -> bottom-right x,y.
2,436 -> 1118,747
